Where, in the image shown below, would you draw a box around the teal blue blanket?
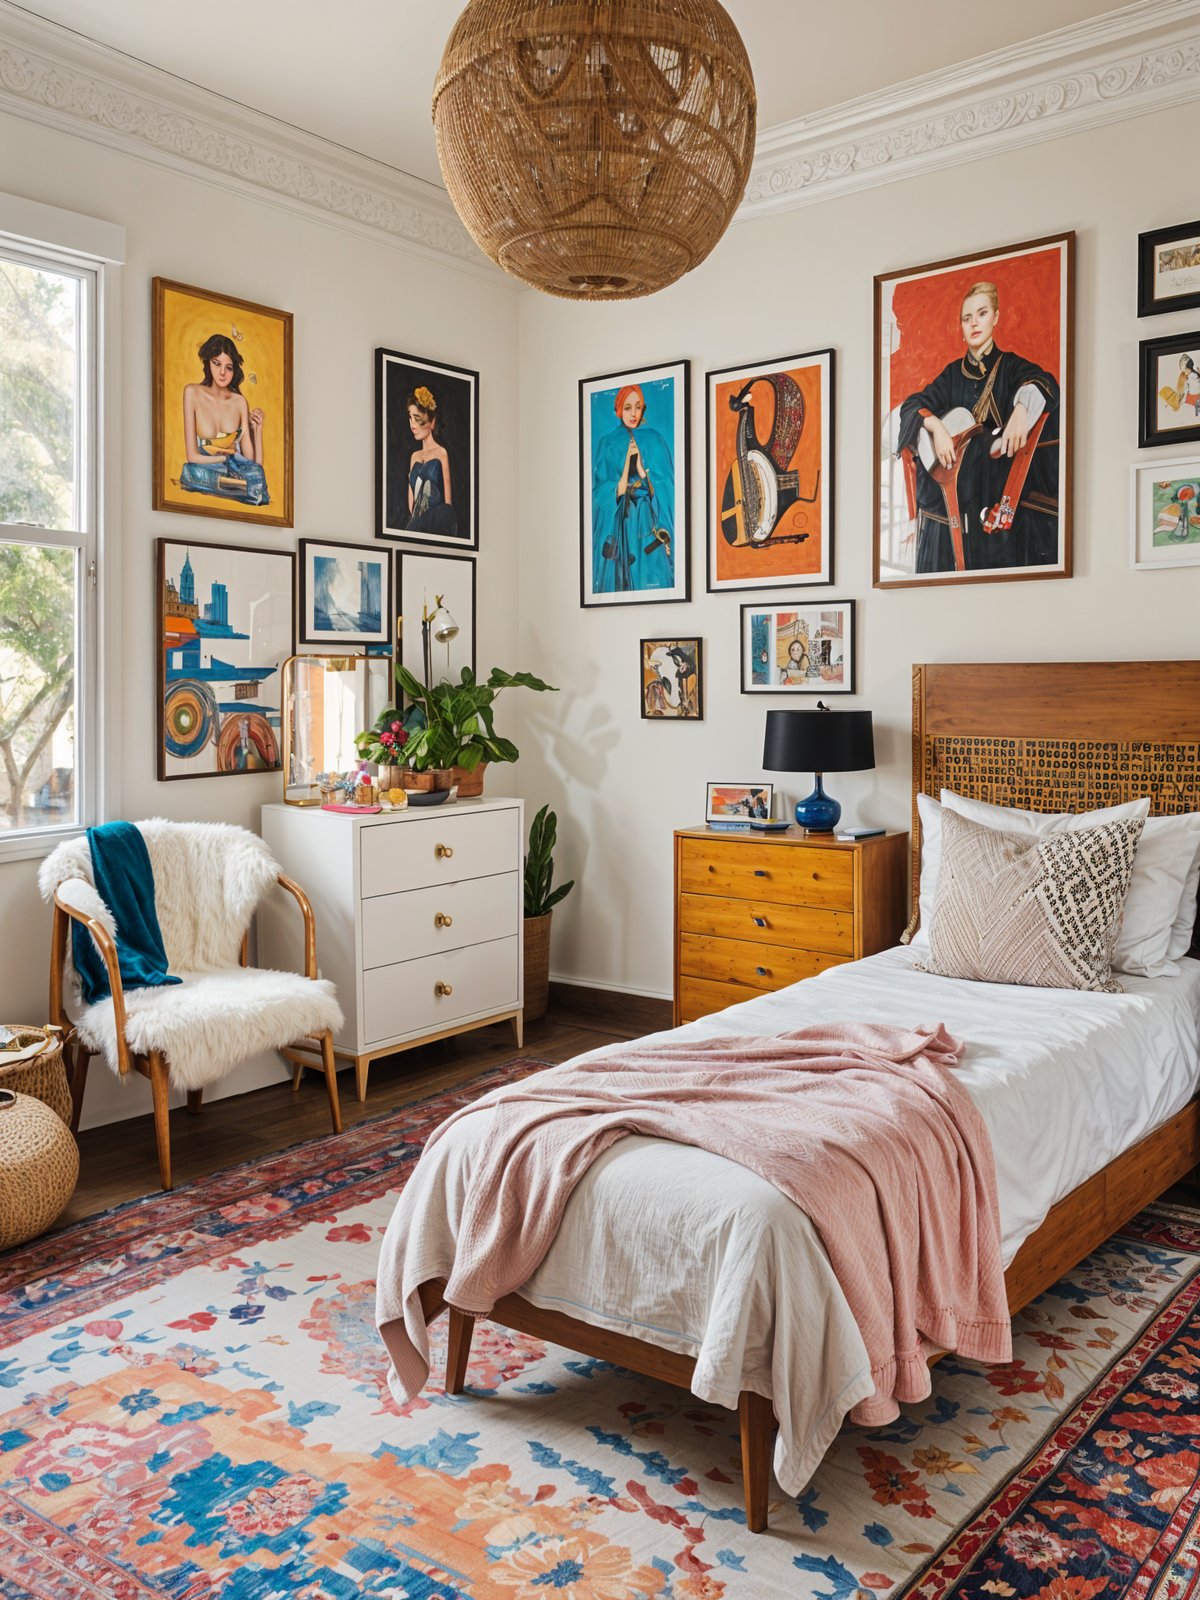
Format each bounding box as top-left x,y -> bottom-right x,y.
73,822 -> 183,1006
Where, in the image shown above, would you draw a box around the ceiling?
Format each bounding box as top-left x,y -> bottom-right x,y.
12,0 -> 1131,189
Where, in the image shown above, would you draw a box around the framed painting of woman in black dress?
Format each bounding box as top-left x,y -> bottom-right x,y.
375,348 -> 478,551
873,233 -> 1073,589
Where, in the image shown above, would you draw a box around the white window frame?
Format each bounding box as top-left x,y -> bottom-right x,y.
0,194 -> 123,865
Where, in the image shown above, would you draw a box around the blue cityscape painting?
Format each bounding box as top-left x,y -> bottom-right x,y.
299,540 -> 391,647
157,538 -> 295,780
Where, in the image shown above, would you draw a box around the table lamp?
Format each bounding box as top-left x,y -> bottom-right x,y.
421,594 -> 459,686
762,702 -> 875,832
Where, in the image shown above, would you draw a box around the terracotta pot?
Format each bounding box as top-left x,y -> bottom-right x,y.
523,911 -> 552,1022
400,768 -> 454,793
452,764 -> 485,798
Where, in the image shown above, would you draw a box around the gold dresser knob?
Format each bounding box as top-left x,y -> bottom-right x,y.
435,843 -> 454,859
435,913 -> 453,928
435,981 -> 453,997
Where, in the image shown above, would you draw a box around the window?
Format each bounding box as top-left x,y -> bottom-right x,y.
0,239 -> 97,848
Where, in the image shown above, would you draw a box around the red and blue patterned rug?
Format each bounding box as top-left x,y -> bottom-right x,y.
2,1057 -> 1199,1599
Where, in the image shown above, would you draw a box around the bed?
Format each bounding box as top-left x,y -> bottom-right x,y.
377,661 -> 1200,1531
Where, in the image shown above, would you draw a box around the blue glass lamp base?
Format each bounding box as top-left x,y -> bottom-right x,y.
794,774 -> 841,832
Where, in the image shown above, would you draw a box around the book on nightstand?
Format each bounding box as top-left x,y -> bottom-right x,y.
707,819 -> 753,831
835,825 -> 885,841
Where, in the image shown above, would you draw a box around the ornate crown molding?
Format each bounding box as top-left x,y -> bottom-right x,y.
741,0 -> 1200,219
0,1 -> 495,280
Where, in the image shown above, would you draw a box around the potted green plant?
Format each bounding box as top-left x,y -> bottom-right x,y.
390,663 -> 557,796
523,804 -> 574,1022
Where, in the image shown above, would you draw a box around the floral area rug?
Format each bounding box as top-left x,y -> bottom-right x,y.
2,1058 -> 1200,1600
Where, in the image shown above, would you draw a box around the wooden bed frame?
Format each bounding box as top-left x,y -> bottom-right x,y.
416,662 -> 1200,1532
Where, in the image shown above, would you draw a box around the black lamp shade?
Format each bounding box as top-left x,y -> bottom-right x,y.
762,707 -> 874,774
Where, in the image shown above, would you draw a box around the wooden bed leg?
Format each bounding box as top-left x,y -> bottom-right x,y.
738,1389 -> 774,1534
446,1308 -> 475,1395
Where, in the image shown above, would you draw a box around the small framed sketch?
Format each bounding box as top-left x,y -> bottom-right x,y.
376,348 -> 479,550
706,782 -> 773,823
1131,459 -> 1200,569
641,637 -> 702,720
157,537 -> 294,780
1139,331 -> 1200,449
579,358 -> 690,607
740,601 -> 856,695
396,549 -> 477,686
298,540 -> 390,648
152,277 -> 294,528
1138,220 -> 1200,318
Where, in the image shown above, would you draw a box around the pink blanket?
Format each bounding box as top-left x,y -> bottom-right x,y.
419,1021 -> 1012,1423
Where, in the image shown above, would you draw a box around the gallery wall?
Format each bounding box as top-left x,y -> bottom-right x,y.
513,101 -> 1200,1001
0,108 -> 522,1125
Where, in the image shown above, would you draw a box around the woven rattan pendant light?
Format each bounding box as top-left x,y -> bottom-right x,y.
433,0 -> 757,300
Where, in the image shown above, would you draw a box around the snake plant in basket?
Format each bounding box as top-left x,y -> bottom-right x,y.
524,805 -> 575,1022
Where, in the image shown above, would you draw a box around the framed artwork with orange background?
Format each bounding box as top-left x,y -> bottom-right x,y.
706,349 -> 834,592
153,278 -> 293,528
874,232 -> 1073,589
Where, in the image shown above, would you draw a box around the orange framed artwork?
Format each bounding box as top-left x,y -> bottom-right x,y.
706,348 -> 834,591
152,278 -> 294,528
874,233 -> 1073,589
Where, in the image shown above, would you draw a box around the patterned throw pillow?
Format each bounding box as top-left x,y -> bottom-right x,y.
916,809 -> 1145,994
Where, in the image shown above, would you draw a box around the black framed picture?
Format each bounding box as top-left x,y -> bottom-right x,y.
640,637 -> 702,720
298,539 -> 390,648
1138,220 -> 1200,318
579,359 -> 690,607
375,348 -> 479,550
739,600 -> 856,695
1139,330 -> 1200,449
396,549 -> 477,686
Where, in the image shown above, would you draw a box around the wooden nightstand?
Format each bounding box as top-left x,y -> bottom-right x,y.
672,826 -> 909,1026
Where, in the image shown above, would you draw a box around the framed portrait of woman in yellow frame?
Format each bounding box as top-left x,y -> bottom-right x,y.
152,277 -> 294,528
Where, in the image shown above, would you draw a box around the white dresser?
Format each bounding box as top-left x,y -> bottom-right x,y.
259,797 -> 523,1100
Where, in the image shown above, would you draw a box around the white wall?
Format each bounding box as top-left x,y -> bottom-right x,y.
513,102 -> 1200,1000
0,110 -> 521,1125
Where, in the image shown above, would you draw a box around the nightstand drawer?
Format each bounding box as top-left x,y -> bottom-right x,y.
680,933 -> 847,991
677,974 -> 761,1024
360,809 -> 519,897
361,873 -> 519,969
363,936 -> 519,1044
678,892 -> 853,956
679,838 -> 854,910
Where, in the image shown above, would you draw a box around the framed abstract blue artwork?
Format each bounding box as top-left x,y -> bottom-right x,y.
156,537 -> 294,780
579,359 -> 690,607
298,539 -> 390,648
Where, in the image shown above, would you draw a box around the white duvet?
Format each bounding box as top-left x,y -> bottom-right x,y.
377,948 -> 1200,1495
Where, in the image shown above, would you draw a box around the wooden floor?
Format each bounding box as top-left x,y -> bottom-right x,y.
60,994 -> 658,1228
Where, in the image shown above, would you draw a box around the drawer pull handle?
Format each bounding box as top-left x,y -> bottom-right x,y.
435,843 -> 454,859
754,869 -> 767,877
753,917 -> 767,928
435,981 -> 454,997
435,913 -> 453,928
756,966 -> 768,977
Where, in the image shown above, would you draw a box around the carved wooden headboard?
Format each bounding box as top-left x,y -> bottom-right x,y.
911,662 -> 1200,939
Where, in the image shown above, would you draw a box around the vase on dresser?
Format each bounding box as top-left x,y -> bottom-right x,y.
452,764 -> 485,799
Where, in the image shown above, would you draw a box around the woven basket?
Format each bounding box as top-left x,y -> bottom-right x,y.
433,0 -> 757,300
523,911 -> 553,1022
0,1090 -> 79,1250
0,1026 -> 72,1126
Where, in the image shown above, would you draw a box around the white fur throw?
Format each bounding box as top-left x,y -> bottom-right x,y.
39,821 -> 343,1088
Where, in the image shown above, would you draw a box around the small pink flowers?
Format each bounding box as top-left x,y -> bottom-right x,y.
379,731 -> 395,748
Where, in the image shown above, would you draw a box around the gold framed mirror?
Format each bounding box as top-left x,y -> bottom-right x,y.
281,653 -> 392,805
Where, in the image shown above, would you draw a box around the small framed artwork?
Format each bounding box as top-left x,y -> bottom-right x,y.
641,637 -> 702,720
1139,331 -> 1200,449
579,359 -> 690,607
157,537 -> 294,780
396,549 -> 477,686
706,782 -> 773,823
874,232 -> 1073,587
376,348 -> 479,550
740,601 -> 856,695
1131,459 -> 1200,569
1138,220 -> 1200,318
298,540 -> 390,648
706,348 -> 834,592
152,278 -> 293,528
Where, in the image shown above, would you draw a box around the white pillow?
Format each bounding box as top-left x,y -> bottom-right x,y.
1168,828 -> 1200,959
909,790 -> 1151,959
